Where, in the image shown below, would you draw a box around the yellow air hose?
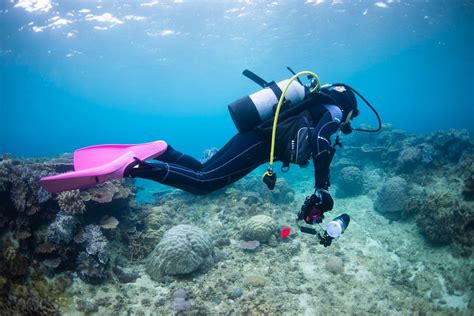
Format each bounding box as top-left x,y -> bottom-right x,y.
263,71 -> 320,188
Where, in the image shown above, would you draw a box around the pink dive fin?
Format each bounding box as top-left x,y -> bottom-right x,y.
40,140 -> 167,193
74,140 -> 167,171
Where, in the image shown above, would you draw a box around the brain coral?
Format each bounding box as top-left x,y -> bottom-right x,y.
145,224 -> 214,281
241,215 -> 275,243
374,176 -> 409,218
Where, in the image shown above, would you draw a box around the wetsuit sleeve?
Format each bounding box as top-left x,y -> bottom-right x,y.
312,104 -> 342,189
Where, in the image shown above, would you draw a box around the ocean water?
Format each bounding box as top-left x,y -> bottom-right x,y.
1,0 -> 473,157
1,1 -> 473,315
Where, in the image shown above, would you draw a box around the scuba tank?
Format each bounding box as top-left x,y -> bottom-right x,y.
228,70 -> 307,133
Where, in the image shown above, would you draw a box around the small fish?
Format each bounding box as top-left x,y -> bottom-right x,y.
280,227 -> 291,238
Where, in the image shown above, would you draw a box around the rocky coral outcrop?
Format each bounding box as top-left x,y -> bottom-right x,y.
374,176 -> 410,219
336,166 -> 364,197
415,192 -> 474,254
145,224 -> 214,281
76,251 -> 109,284
463,173 -> 474,201
240,215 -> 276,243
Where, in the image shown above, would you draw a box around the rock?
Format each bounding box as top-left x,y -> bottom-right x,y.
145,224 -> 214,281
113,266 -> 139,283
325,256 -> 344,274
169,289 -> 191,312
172,289 -> 188,300
229,288 -> 243,299
238,240 -> 260,251
241,215 -> 276,243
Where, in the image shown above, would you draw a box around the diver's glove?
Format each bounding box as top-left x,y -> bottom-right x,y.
297,189 -> 333,225
316,188 -> 334,213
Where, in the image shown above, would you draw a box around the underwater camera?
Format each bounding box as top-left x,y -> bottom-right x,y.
296,205 -> 350,247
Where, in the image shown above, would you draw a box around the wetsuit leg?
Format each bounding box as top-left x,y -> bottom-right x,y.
128,130 -> 270,195
158,145 -> 203,171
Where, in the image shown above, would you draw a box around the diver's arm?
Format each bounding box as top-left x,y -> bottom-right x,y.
297,104 -> 341,223
312,105 -> 342,190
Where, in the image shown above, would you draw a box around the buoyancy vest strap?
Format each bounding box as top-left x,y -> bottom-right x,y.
242,69 -> 268,88
267,81 -> 284,102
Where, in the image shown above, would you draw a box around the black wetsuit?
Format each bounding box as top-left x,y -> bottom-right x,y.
128,103 -> 342,195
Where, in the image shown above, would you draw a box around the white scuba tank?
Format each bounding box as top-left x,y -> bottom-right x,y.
228,79 -> 306,133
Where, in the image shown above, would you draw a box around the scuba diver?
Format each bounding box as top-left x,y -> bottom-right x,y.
40,69 -> 381,244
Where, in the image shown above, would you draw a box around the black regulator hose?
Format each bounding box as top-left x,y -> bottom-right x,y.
350,87 -> 382,133
331,83 -> 383,133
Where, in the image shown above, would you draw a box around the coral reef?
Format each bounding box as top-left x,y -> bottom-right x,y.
463,173 -> 474,201
336,166 -> 364,197
145,224 -> 214,281
76,251 -> 109,284
1,285 -> 60,315
0,154 -> 138,291
82,224 -> 110,265
241,214 -> 276,243
47,211 -> 77,245
397,147 -> 422,171
415,192 -> 474,251
1,243 -> 30,278
57,190 -> 86,215
373,176 -> 410,219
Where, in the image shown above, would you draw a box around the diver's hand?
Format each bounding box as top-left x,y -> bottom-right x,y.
315,188 -> 333,213
298,189 -> 332,224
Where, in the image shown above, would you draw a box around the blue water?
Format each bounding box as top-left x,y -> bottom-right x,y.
1,0 -> 473,158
